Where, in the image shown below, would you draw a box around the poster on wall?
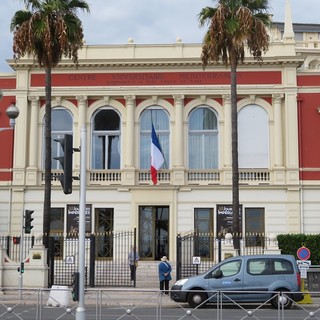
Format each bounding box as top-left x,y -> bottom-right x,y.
216,204 -> 242,237
67,204 -> 92,235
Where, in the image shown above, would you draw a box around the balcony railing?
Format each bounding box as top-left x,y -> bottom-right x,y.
42,168 -> 271,187
239,169 -> 270,183
138,170 -> 171,184
90,170 -> 121,184
187,170 -> 220,183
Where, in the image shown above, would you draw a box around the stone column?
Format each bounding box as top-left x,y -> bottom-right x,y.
25,96 -> 40,186
172,94 -> 185,185
124,95 -> 136,168
77,95 -> 87,131
174,94 -> 184,167
221,95 -> 232,185
122,95 -> 136,185
273,93 -> 284,168
76,96 -> 87,170
28,96 -> 40,169
13,96 -> 28,186
285,92 -> 299,184
223,95 -> 232,168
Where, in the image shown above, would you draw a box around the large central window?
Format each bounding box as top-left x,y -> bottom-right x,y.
91,109 -> 121,169
188,107 -> 218,169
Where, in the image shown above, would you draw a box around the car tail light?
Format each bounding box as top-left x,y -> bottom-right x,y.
297,272 -> 301,288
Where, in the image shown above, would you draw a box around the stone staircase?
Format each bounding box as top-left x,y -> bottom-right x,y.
135,261 -> 176,289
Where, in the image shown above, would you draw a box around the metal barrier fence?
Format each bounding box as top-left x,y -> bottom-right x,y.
0,287 -> 318,320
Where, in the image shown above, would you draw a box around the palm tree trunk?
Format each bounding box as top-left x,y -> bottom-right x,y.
230,55 -> 240,250
43,66 -> 52,248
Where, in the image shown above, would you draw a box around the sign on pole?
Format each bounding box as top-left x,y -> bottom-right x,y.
297,246 -> 310,261
296,260 -> 311,269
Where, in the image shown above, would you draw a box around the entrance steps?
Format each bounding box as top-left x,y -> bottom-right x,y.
135,261 -> 176,289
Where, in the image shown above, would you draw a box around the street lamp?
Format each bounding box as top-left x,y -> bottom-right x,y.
0,91 -> 21,296
0,102 -> 20,131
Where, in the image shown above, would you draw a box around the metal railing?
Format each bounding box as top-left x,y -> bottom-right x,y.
0,235 -> 34,262
0,287 -> 318,320
40,168 -> 275,186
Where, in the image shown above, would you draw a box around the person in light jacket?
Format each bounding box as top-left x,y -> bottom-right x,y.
158,256 -> 172,294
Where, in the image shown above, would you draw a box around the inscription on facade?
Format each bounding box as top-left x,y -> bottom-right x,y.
31,71 -> 281,87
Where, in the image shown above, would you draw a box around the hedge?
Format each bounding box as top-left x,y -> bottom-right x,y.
277,234 -> 320,265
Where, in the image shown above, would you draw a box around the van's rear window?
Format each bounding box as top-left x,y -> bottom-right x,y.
247,258 -> 294,275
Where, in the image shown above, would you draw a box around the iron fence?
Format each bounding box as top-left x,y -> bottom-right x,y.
0,235 -> 34,262
176,232 -> 267,280
48,229 -> 136,287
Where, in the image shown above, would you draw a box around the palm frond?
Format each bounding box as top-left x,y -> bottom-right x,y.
11,0 -> 89,68
199,0 -> 270,69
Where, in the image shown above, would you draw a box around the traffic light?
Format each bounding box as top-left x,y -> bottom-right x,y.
72,272 -> 80,301
24,210 -> 34,234
54,134 -> 73,194
17,262 -> 24,273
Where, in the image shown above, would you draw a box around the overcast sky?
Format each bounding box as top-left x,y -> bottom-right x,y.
0,0 -> 319,72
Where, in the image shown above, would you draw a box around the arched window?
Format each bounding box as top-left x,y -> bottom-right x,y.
140,108 -> 169,169
238,105 -> 269,168
188,107 -> 218,169
50,108 -> 73,169
91,109 -> 121,169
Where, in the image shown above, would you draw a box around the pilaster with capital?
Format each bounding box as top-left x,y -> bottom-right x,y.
77,95 -> 88,130
28,96 -> 40,169
223,95 -> 232,169
174,94 -> 184,167
172,94 -> 185,185
273,94 -> 284,168
12,96 -> 29,186
124,95 -> 136,168
76,96 -> 88,170
122,95 -> 136,185
25,96 -> 40,185
220,95 -> 233,185
284,92 -> 299,184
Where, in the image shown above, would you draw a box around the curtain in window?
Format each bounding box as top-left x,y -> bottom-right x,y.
238,105 -> 269,168
92,109 -> 121,169
140,108 -> 169,169
188,107 -> 218,169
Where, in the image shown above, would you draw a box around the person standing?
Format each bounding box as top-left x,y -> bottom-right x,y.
128,246 -> 139,281
158,256 -> 172,294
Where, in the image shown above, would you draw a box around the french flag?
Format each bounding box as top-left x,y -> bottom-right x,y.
151,124 -> 164,185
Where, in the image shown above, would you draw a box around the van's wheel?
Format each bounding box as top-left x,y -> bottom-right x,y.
187,291 -> 207,308
271,291 -> 293,309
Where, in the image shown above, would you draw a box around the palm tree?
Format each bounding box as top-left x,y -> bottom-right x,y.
11,0 -> 90,246
199,0 -> 270,248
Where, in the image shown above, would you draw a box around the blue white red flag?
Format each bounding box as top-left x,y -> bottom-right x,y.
151,124 -> 164,185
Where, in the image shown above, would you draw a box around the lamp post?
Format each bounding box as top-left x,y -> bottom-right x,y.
0,87 -> 19,130
0,102 -> 20,131
0,91 -> 21,295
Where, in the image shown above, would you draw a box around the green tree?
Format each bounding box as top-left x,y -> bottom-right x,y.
11,0 -> 90,246
199,0 -> 270,248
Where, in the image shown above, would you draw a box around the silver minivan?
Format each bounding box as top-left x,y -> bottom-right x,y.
170,254 -> 303,309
